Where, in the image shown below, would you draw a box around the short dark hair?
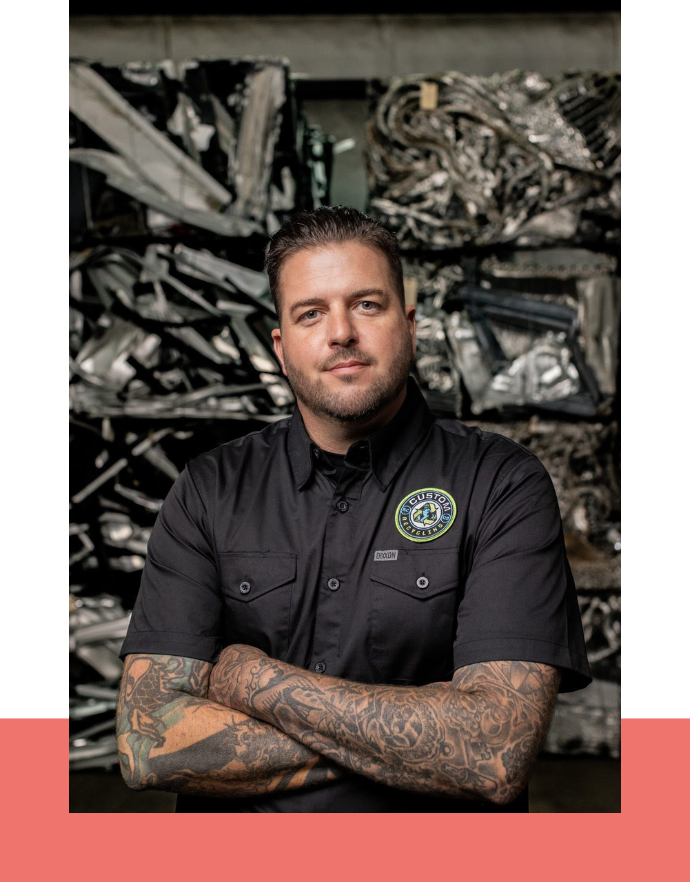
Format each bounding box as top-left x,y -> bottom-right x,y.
264,206 -> 405,318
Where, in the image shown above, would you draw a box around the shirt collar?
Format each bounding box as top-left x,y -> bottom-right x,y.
287,378 -> 433,491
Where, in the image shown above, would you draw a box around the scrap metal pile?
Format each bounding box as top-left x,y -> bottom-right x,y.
410,248 -> 620,420
70,58 -> 333,243
367,71 -> 620,251
369,71 -> 621,757
69,239 -> 292,766
70,243 -> 292,421
69,56 -> 333,770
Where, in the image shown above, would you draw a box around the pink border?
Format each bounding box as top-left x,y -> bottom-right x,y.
10,719 -> 684,877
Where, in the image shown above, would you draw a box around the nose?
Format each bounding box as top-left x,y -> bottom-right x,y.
327,305 -> 357,348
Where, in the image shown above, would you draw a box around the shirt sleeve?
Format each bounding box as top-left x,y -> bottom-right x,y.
119,463 -> 224,662
453,452 -> 592,693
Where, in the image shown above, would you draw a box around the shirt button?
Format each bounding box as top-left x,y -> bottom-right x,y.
313,449 -> 320,458
314,662 -> 327,673
337,500 -> 349,513
239,581 -> 251,594
327,578 -> 340,591
416,576 -> 429,589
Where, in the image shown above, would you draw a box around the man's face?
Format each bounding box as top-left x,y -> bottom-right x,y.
271,241 -> 416,423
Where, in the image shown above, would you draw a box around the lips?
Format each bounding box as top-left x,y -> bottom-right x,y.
328,360 -> 368,371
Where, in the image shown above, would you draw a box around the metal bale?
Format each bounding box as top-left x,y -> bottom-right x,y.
70,57 -> 329,244
406,249 -> 619,420
367,71 -> 620,251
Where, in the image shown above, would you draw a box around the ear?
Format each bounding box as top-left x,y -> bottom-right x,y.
271,327 -> 287,376
404,303 -> 417,357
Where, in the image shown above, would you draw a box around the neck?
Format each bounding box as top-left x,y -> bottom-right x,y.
298,386 -> 407,454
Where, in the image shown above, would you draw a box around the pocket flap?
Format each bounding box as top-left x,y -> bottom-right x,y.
370,549 -> 458,599
218,552 -> 297,602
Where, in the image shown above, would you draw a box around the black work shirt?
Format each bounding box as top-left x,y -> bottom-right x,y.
121,379 -> 591,813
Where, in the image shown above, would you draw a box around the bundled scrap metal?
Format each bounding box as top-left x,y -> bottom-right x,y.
70,58 -> 331,243
68,239 -> 296,763
410,248 -> 620,419
70,243 -> 292,421
367,70 -> 620,250
69,593 -> 128,770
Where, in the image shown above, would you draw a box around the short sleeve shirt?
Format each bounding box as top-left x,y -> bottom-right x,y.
121,378 -> 591,813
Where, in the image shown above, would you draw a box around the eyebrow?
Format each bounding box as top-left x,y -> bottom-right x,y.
288,288 -> 390,317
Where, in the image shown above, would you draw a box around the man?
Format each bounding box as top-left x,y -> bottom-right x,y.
117,206 -> 591,813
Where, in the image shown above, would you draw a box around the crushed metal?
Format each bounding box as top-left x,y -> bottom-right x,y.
367,71 -> 620,250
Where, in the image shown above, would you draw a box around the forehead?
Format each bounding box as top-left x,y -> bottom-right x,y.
279,242 -> 392,301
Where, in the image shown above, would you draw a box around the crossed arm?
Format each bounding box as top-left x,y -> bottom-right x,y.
116,653 -> 348,798
117,647 -> 560,805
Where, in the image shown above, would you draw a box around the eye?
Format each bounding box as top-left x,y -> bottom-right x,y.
358,300 -> 380,312
299,309 -> 320,322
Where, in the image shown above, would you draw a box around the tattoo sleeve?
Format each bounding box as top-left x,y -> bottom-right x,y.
116,653 -> 348,798
212,650 -> 561,805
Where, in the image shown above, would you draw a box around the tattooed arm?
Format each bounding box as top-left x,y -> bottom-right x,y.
210,645 -> 561,805
116,653 -> 348,797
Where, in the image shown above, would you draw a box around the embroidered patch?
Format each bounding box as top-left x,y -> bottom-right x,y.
395,488 -> 456,542
373,549 -> 398,561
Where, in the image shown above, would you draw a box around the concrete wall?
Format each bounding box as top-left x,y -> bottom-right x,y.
70,13 -> 620,75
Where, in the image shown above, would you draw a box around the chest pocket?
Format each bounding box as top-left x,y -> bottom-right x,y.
368,548 -> 460,684
217,552 -> 296,660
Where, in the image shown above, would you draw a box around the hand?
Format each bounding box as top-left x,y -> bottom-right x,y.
208,644 -> 270,712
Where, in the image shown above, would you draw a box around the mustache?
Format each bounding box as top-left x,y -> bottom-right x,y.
318,349 -> 376,371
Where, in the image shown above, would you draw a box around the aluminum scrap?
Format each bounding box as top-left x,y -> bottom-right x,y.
367,70 -> 620,250
69,58 -> 319,241
69,593 -> 130,684
69,593 -> 130,769
69,243 -> 293,421
407,249 -> 618,419
478,248 -> 620,399
68,419 -> 268,589
413,312 -> 462,417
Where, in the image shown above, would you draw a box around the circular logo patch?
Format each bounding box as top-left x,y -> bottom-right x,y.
395,488 -> 457,542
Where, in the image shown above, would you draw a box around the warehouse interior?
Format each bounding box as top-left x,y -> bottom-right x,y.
69,5 -> 621,812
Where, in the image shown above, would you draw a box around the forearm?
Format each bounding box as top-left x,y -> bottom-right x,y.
116,654 -> 346,798
213,651 -> 559,804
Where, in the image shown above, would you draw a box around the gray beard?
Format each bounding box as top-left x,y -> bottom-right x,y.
282,338 -> 413,424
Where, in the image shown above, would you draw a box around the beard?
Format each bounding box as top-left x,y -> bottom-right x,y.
282,335 -> 414,424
